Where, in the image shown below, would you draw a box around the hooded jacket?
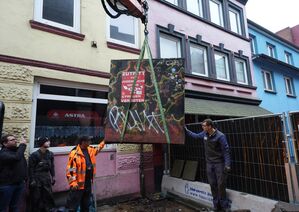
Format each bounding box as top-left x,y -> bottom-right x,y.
66,142 -> 104,190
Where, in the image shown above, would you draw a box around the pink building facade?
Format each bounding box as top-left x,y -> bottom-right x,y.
147,0 -> 267,119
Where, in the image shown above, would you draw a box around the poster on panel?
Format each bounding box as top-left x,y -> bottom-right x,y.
105,59 -> 185,144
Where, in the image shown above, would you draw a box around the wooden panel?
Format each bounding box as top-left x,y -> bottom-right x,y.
182,160 -> 198,181
105,59 -> 185,144
170,160 -> 185,178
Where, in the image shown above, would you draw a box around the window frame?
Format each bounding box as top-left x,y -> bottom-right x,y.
157,26 -> 185,59
284,51 -> 293,65
209,0 -> 224,27
249,34 -> 257,54
262,70 -> 275,92
30,79 -> 116,154
159,33 -> 182,58
160,0 -> 247,38
186,0 -> 204,17
34,0 -> 81,33
234,57 -> 248,85
214,51 -> 230,81
106,13 -> 139,49
228,6 -> 242,35
266,43 -> 276,58
165,0 -> 178,6
284,76 -> 295,96
189,41 -> 209,77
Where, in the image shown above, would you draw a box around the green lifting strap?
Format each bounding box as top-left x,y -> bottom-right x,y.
120,35 -> 171,145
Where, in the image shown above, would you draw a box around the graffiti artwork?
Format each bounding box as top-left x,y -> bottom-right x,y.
105,59 -> 185,144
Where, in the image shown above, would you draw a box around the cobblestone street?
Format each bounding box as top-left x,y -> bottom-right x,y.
97,196 -> 209,212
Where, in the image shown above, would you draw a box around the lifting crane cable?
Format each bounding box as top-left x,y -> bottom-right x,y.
120,0 -> 171,145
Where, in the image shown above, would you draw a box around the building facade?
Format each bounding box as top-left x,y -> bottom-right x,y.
248,20 -> 299,162
248,20 -> 299,114
0,0 -> 155,201
276,24 -> 299,48
147,0 -> 268,122
145,0 -> 271,195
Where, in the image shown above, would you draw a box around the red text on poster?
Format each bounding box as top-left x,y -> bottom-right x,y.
121,71 -> 145,102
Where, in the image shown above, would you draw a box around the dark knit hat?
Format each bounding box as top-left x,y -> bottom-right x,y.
79,136 -> 91,144
37,137 -> 49,147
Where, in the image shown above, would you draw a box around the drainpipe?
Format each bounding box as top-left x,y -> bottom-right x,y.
140,144 -> 145,197
282,113 -> 299,203
0,101 -> 4,137
287,112 -> 298,164
163,144 -> 170,175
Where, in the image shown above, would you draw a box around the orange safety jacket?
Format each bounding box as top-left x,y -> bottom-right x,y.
66,142 -> 104,190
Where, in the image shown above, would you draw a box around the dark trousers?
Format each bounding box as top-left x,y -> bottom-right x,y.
29,185 -> 55,212
0,181 -> 25,212
206,163 -> 229,210
66,173 -> 92,212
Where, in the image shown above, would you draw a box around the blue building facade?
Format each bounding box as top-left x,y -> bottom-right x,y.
248,20 -> 299,114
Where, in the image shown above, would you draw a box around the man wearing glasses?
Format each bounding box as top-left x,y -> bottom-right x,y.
0,134 -> 27,212
185,119 -> 231,211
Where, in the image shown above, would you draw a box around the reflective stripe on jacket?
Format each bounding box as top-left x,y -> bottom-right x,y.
66,143 -> 104,190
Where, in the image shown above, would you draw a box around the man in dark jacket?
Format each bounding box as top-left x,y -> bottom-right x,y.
29,137 -> 55,212
185,119 -> 231,211
0,134 -> 27,212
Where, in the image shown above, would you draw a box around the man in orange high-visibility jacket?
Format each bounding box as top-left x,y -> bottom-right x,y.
65,136 -> 105,212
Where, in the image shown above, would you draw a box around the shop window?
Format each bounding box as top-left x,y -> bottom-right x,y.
31,82 -> 109,152
34,0 -> 80,32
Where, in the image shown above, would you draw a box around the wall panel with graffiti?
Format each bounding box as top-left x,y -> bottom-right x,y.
105,59 -> 185,144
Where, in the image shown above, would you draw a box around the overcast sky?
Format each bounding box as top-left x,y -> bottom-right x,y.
246,0 -> 299,33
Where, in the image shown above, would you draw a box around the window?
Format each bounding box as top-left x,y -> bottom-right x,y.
31,81 -> 111,153
165,0 -> 178,5
262,71 -> 274,91
249,35 -> 257,54
285,52 -> 292,64
107,12 -> 139,48
34,0 -> 80,32
187,0 -> 203,17
190,43 -> 208,76
229,7 -> 241,34
214,52 -> 229,80
234,58 -> 248,84
284,77 -> 295,96
267,44 -> 276,58
209,0 -> 224,27
159,33 -> 182,58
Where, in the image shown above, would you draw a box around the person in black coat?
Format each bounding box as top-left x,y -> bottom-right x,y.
28,137 -> 55,212
0,134 -> 27,212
